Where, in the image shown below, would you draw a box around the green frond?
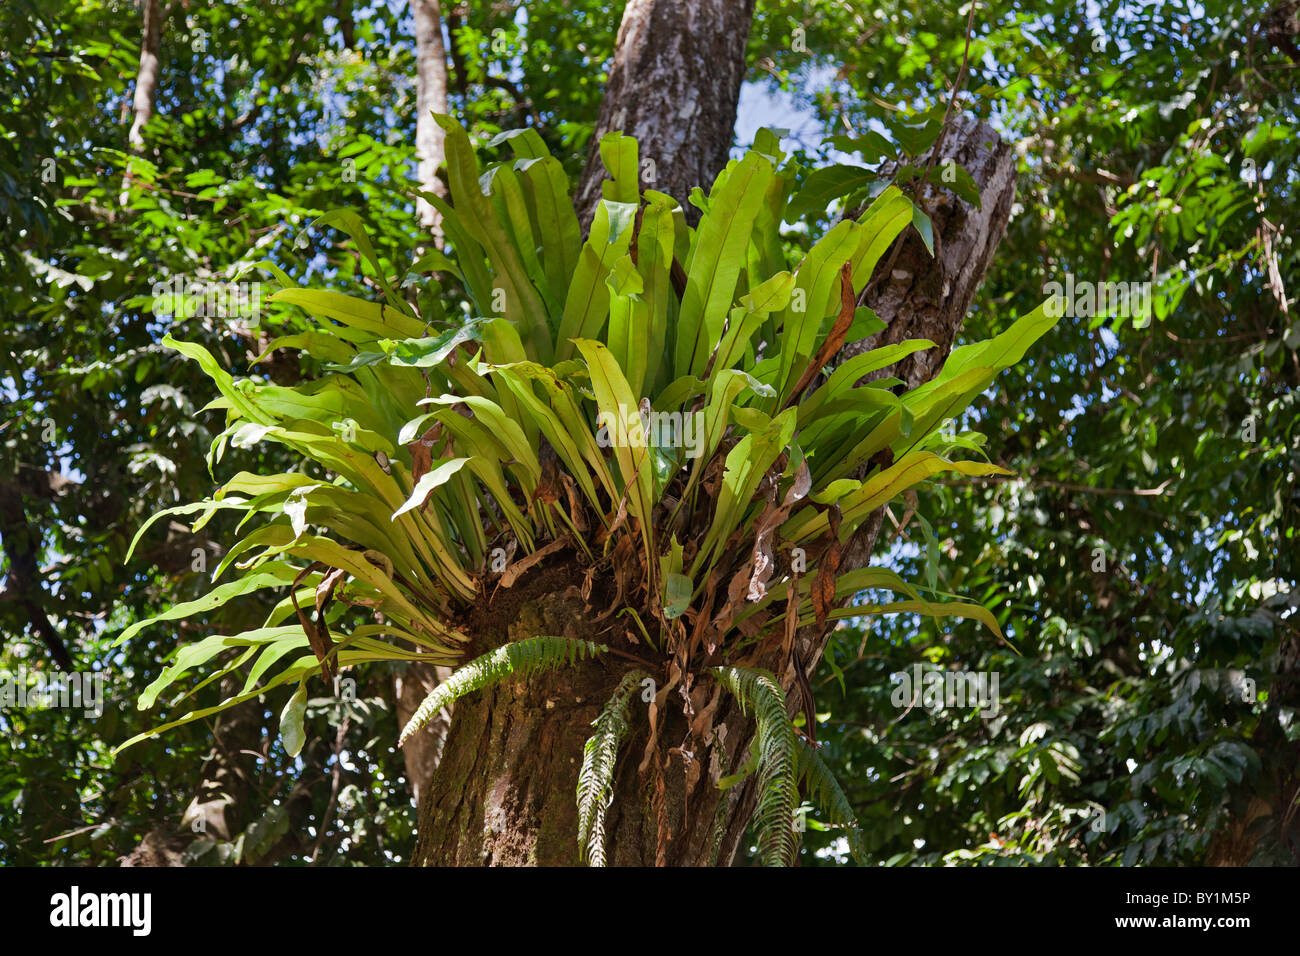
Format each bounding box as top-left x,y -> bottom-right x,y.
712,665 -> 799,867
577,669 -> 648,865
795,737 -> 867,864
398,637 -> 607,747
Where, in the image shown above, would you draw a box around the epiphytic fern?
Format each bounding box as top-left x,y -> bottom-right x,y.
712,666 -> 799,867
577,669 -> 648,865
796,736 -> 866,864
398,637 -> 607,746
120,115 -> 1056,865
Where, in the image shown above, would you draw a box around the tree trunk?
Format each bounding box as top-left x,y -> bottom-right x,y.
574,0 -> 757,227
411,564 -> 758,865
0,469 -> 75,669
127,0 -> 162,152
394,662 -> 453,807
402,0 -> 455,803
121,0 -> 162,207
413,117 -> 1017,866
416,0 -> 762,866
413,0 -> 450,235
1206,628 -> 1300,865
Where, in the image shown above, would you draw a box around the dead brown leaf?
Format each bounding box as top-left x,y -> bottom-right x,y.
409,422 -> 441,484
783,262 -> 856,408
498,535 -> 570,589
812,505 -> 843,631
290,562 -> 333,681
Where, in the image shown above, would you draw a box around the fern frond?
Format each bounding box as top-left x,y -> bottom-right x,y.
795,736 -> 866,864
707,743 -> 753,866
577,669 -> 647,865
398,637 -> 607,747
712,665 -> 799,867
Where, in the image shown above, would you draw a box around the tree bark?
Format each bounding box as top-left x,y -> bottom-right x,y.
403,0 -> 455,801
413,118 -> 1017,866
843,114 -> 1019,392
395,661 -> 453,808
127,0 -> 162,152
413,0 -> 450,235
1206,627 -> 1300,865
574,0 -> 757,227
412,564 -> 758,866
412,569 -> 609,865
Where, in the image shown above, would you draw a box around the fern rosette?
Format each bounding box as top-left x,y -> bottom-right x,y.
117,118 -> 1056,865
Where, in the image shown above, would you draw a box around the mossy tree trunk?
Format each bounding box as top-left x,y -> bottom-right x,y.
411,566 -> 761,866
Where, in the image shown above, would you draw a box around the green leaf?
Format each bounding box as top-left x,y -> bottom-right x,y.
279,679 -> 309,758
888,118 -> 942,157
555,199 -> 638,359
575,339 -> 657,563
392,457 -> 472,518
114,655 -> 320,756
912,206 -> 935,257
434,114 -> 552,362
577,670 -> 647,865
827,131 -> 895,164
114,563 -> 306,648
325,321 -> 484,373
598,131 -> 640,204
313,209 -> 407,312
400,637 -> 607,745
776,220 -> 861,405
784,453 -> 1013,543
266,289 -> 427,340
605,254 -> 651,398
677,151 -> 775,377
786,164 -> 875,222
938,161 -> 982,208
849,186 -> 914,287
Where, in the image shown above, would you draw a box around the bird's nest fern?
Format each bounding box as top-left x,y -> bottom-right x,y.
117,116 -> 1056,865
